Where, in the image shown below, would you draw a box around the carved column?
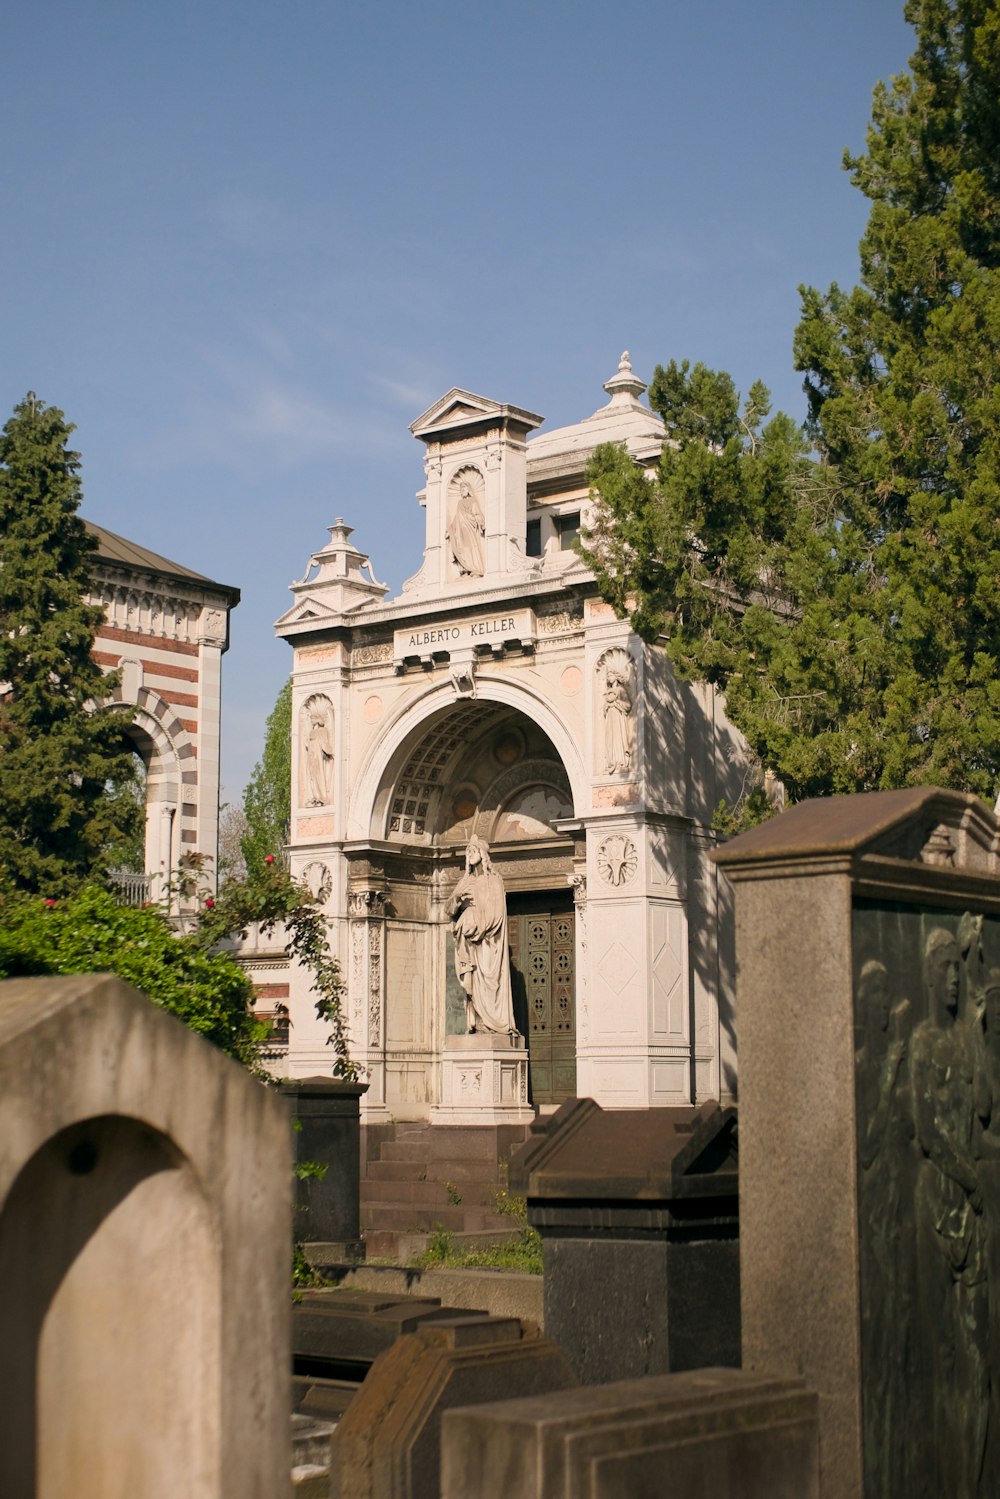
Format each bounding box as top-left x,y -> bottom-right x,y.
347,888 -> 387,1114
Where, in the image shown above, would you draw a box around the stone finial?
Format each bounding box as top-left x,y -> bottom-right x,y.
602,349 -> 647,405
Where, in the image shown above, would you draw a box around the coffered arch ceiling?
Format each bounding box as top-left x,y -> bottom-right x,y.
370,701 -> 573,847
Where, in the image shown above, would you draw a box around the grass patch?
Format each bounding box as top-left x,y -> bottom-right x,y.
410,1211 -> 542,1271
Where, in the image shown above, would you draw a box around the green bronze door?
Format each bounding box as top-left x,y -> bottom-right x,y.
508,894 -> 576,1105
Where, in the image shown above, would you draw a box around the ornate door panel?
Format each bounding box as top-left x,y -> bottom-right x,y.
509,901 -> 576,1105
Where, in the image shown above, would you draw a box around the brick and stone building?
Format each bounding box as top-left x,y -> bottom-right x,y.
86,522 -> 239,901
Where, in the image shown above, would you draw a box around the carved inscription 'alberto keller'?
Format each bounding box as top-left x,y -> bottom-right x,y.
393,608 -> 534,661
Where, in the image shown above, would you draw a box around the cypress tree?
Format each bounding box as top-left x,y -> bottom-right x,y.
241,677 -> 292,877
0,393 -> 138,892
583,0 -> 1000,820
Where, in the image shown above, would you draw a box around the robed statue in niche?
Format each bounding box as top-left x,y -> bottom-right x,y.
446,469 -> 486,578
449,835 -> 515,1035
600,648 -> 636,775
300,695 -> 334,807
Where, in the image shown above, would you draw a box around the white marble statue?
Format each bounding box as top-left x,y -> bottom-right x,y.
301,697 -> 334,806
603,658 -> 635,774
448,479 -> 485,577
449,835 -> 515,1034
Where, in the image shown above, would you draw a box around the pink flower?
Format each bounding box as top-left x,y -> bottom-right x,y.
265,855 -> 274,865
43,898 -> 57,908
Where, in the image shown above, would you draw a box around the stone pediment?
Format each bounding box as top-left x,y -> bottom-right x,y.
714,787 -> 1000,884
278,595 -> 331,625
509,1097 -> 738,1203
410,388 -> 544,443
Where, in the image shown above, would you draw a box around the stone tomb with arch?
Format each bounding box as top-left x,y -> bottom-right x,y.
274,355 -> 748,1120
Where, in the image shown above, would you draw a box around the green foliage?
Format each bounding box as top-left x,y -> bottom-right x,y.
411,1223 -> 543,1275
196,856 -> 356,1078
0,884 -> 263,1066
292,1242 -> 330,1295
242,678 -> 292,879
0,394 -> 140,892
583,2 -> 1000,820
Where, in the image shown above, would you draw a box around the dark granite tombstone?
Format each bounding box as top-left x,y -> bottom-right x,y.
282,1077 -> 367,1257
509,1097 -> 739,1383
715,786 -> 1000,1499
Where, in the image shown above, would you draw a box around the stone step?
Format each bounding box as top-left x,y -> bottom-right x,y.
362,1225 -> 525,1264
376,1127 -> 528,1164
361,1178 -> 494,1207
360,1204 -> 514,1234
360,1204 -> 468,1233
366,1157 -> 502,1185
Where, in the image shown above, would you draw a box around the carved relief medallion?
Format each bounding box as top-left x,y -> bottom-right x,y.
597,834 -> 638,888
300,861 -> 332,903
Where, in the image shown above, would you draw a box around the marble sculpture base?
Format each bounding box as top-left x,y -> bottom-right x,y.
430,1032 -> 534,1126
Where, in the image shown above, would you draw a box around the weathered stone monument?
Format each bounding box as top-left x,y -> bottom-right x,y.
283,1075 -> 368,1259
0,972 -> 291,1499
511,1097 -> 739,1384
441,1367 -> 820,1499
330,1315 -> 577,1499
715,787 -> 1000,1499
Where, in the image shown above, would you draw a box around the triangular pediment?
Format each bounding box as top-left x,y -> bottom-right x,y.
410,388 -> 505,437
274,595 -> 338,628
410,387 -> 544,442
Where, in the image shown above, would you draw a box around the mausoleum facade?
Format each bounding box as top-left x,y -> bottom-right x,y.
274,355 -> 745,1117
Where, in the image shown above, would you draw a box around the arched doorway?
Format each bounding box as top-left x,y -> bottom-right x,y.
352,694 -> 583,1114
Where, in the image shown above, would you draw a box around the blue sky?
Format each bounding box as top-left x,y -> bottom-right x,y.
3,0 -> 914,800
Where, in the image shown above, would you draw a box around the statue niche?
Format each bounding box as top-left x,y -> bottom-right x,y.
598,648 -> 636,775
300,695 -> 335,808
446,467 -> 486,579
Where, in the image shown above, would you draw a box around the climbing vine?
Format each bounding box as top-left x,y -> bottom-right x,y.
194,857 -> 358,1080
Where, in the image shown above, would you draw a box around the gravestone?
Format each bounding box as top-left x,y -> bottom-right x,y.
715,787 -> 1000,1499
0,972 -> 291,1499
510,1097 -> 739,1383
283,1076 -> 367,1257
441,1367 -> 819,1499
329,1315 -> 577,1499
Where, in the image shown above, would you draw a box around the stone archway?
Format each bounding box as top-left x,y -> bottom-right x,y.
102,681 -> 194,905
347,689 -> 584,1116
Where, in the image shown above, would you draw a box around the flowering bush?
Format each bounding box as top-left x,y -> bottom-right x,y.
0,885 -> 263,1067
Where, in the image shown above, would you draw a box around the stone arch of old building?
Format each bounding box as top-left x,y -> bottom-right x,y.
102,680 -> 196,900
348,674 -> 587,844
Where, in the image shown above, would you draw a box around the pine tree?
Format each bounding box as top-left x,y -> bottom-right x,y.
241,677 -> 292,877
0,394 -> 138,892
583,0 -> 1000,821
